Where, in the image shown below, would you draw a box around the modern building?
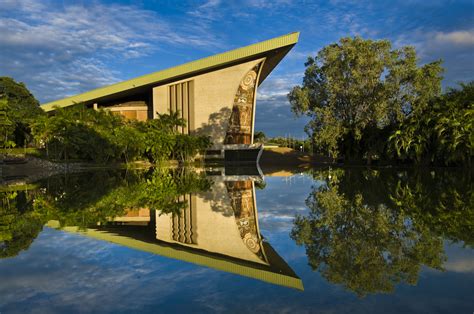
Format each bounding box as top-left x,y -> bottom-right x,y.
46,175 -> 303,290
40,32 -> 299,162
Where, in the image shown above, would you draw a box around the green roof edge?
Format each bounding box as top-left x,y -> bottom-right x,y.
41,32 -> 300,112
45,221 -> 304,290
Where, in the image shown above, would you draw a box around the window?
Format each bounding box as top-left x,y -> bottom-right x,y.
171,195 -> 197,244
169,80 -> 194,134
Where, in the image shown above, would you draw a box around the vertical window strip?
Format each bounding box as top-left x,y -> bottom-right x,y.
188,80 -> 194,133
169,194 -> 197,244
182,82 -> 189,134
168,80 -> 194,134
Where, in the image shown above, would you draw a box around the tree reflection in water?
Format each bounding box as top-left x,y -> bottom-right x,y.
291,168 -> 473,297
0,168 -> 211,258
0,190 -> 43,258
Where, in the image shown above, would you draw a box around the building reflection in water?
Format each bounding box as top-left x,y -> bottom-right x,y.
47,174 -> 303,290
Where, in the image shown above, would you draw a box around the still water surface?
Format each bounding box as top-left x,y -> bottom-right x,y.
0,167 -> 473,313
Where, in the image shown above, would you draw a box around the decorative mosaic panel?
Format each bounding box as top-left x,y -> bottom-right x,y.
226,181 -> 265,262
224,63 -> 261,145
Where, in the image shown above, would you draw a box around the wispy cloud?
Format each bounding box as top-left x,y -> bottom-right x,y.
258,73 -> 301,104
394,28 -> 474,87
0,0 -> 472,136
444,259 -> 474,273
0,1 -> 221,102
434,29 -> 474,46
244,0 -> 294,9
187,0 -> 222,20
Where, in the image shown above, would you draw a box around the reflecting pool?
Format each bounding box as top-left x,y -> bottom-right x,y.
0,167 -> 473,313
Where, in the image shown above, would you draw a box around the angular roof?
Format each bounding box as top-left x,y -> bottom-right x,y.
46,220 -> 304,290
41,32 -> 300,112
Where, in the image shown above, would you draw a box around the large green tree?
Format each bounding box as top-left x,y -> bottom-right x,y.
0,77 -> 44,146
288,37 -> 443,163
291,168 -> 473,297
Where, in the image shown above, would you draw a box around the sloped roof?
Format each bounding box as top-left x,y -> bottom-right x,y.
41,32 -> 299,112
45,220 -> 304,290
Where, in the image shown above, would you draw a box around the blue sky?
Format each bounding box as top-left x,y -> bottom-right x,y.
0,0 -> 473,137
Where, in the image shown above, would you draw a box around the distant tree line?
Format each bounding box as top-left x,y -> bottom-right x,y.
289,37 -> 473,166
0,77 -> 211,163
253,131 -> 313,153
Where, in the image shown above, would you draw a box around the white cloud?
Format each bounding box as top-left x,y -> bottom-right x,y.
0,1 -> 221,102
444,259 -> 474,273
0,228 -> 218,313
187,0 -> 223,21
434,30 -> 474,45
199,0 -> 222,9
286,49 -> 317,60
245,0 -> 293,9
257,73 -> 301,105
394,28 -> 474,87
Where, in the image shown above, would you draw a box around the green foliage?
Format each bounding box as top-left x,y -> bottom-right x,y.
124,168 -> 212,215
0,97 -> 16,149
390,82 -> 474,165
173,134 -> 211,162
30,106 -> 211,163
31,105 -> 126,162
292,168 -> 473,297
253,131 -> 266,143
34,168 -> 210,228
0,168 -> 212,256
0,76 -> 211,163
135,112 -> 210,164
266,136 -> 311,152
31,168 -> 210,229
288,37 -> 444,163
0,191 -> 44,258
0,77 -> 44,146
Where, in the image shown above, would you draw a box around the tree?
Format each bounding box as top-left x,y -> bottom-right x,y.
291,169 -> 444,296
30,105 -> 210,163
288,37 -> 443,163
1,168 -> 212,257
292,167 -> 473,297
390,82 -> 474,166
253,131 -> 266,143
32,168 -> 211,230
138,112 -> 210,164
0,97 -> 16,149
0,77 -> 44,146
30,105 -> 124,162
0,191 -> 45,258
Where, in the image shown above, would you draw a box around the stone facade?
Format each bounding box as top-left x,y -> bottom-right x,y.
153,58 -> 264,149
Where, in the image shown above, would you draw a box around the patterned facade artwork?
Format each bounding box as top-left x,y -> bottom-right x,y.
224,63 -> 261,145
226,181 -> 266,262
